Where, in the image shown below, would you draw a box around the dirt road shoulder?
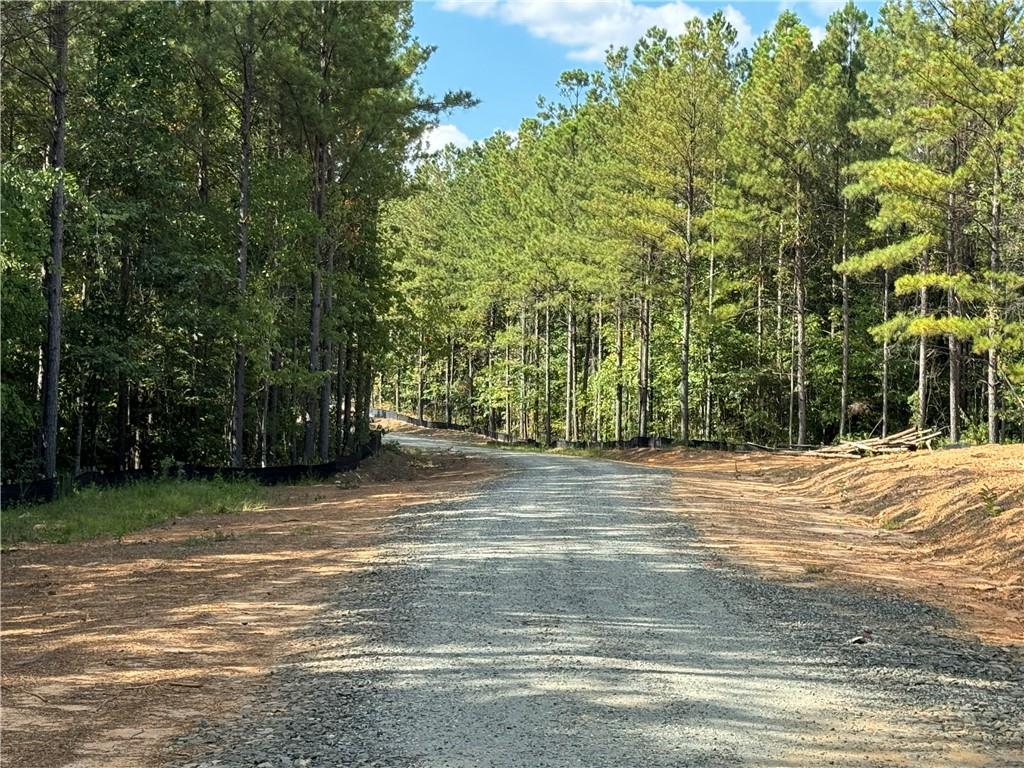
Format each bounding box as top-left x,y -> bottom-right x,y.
1,449 -> 499,768
601,444 -> 1023,647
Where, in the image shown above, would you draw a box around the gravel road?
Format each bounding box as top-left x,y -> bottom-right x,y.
174,435 -> 1024,768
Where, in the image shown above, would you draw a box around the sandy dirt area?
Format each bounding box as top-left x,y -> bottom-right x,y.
0,448 -> 499,768
604,444 -> 1023,647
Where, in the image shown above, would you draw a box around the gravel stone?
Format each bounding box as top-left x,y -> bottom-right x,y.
171,435 -> 1024,767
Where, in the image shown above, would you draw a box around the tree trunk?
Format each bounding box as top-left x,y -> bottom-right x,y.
306,8 -> 330,463
519,311 -> 527,438
335,339 -> 347,457
615,300 -> 623,444
504,329 -> 511,433
882,268 -> 890,438
544,306 -> 551,445
680,240 -> 692,445
446,335 -> 454,424
197,1 -> 212,204
839,198 -> 849,440
594,307 -> 602,442
988,161 -> 1001,443
579,311 -> 592,437
487,336 -> 495,435
305,267 -> 321,463
417,344 -> 425,421
565,298 -> 575,442
342,343 -> 354,452
268,349 -> 280,461
776,218 -> 784,375
946,191 -> 960,443
40,0 -> 69,480
231,0 -> 254,468
117,380 -> 131,473
646,294 -> 654,434
72,389 -> 84,476
259,368 -> 270,468
704,207 -> 716,441
468,350 -> 475,427
794,180 -> 808,446
756,246 -> 764,367
533,310 -> 540,441
354,351 -> 370,448
638,293 -> 650,438
319,308 -> 333,461
917,253 -> 928,430
788,323 -> 795,446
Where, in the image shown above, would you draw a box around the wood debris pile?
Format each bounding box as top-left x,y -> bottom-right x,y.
814,427 -> 943,458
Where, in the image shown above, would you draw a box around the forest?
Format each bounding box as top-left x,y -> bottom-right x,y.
386,0 -> 1024,449
2,0 -> 470,482
2,0 -> 1023,485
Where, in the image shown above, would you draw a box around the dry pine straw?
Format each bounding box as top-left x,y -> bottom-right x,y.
0,451 -> 499,768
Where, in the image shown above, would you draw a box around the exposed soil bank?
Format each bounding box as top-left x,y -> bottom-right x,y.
594,443 -> 1023,646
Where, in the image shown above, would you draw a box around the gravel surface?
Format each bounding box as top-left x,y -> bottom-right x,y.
172,435 -> 1024,767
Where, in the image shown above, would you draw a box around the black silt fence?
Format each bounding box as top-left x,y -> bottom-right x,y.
1,430 -> 383,509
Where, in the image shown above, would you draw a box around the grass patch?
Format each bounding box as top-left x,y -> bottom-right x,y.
1,479 -> 266,545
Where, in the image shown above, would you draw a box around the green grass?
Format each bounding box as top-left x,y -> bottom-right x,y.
1,479 -> 267,546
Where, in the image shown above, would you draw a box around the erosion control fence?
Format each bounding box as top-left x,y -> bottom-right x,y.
0,430 -> 383,508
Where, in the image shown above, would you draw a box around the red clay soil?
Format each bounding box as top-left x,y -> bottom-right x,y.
0,449 -> 499,768
606,443 -> 1023,647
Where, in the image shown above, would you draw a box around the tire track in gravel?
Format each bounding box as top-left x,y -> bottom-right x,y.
173,434 -> 1024,768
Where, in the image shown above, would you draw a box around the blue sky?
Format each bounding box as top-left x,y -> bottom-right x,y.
412,0 -> 882,150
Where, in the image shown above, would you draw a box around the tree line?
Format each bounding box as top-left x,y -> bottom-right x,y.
2,1 -> 470,481
383,1 -> 1023,448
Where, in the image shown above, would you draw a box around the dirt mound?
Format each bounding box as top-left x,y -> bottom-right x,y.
372,418 -> 490,445
346,443 -> 462,485
801,445 -> 1024,584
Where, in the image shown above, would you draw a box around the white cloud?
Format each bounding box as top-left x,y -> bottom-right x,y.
778,1 -> 844,19
420,123 -> 473,154
807,0 -> 844,17
436,0 -> 499,18
438,0 -> 755,62
722,5 -> 754,50
809,24 -> 826,44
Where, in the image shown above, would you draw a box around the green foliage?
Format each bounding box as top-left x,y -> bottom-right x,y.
1,1 -> 468,479
978,485 -> 1003,517
383,0 -> 1023,447
0,479 -> 265,545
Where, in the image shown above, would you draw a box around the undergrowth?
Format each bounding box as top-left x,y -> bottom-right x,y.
1,479 -> 266,545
